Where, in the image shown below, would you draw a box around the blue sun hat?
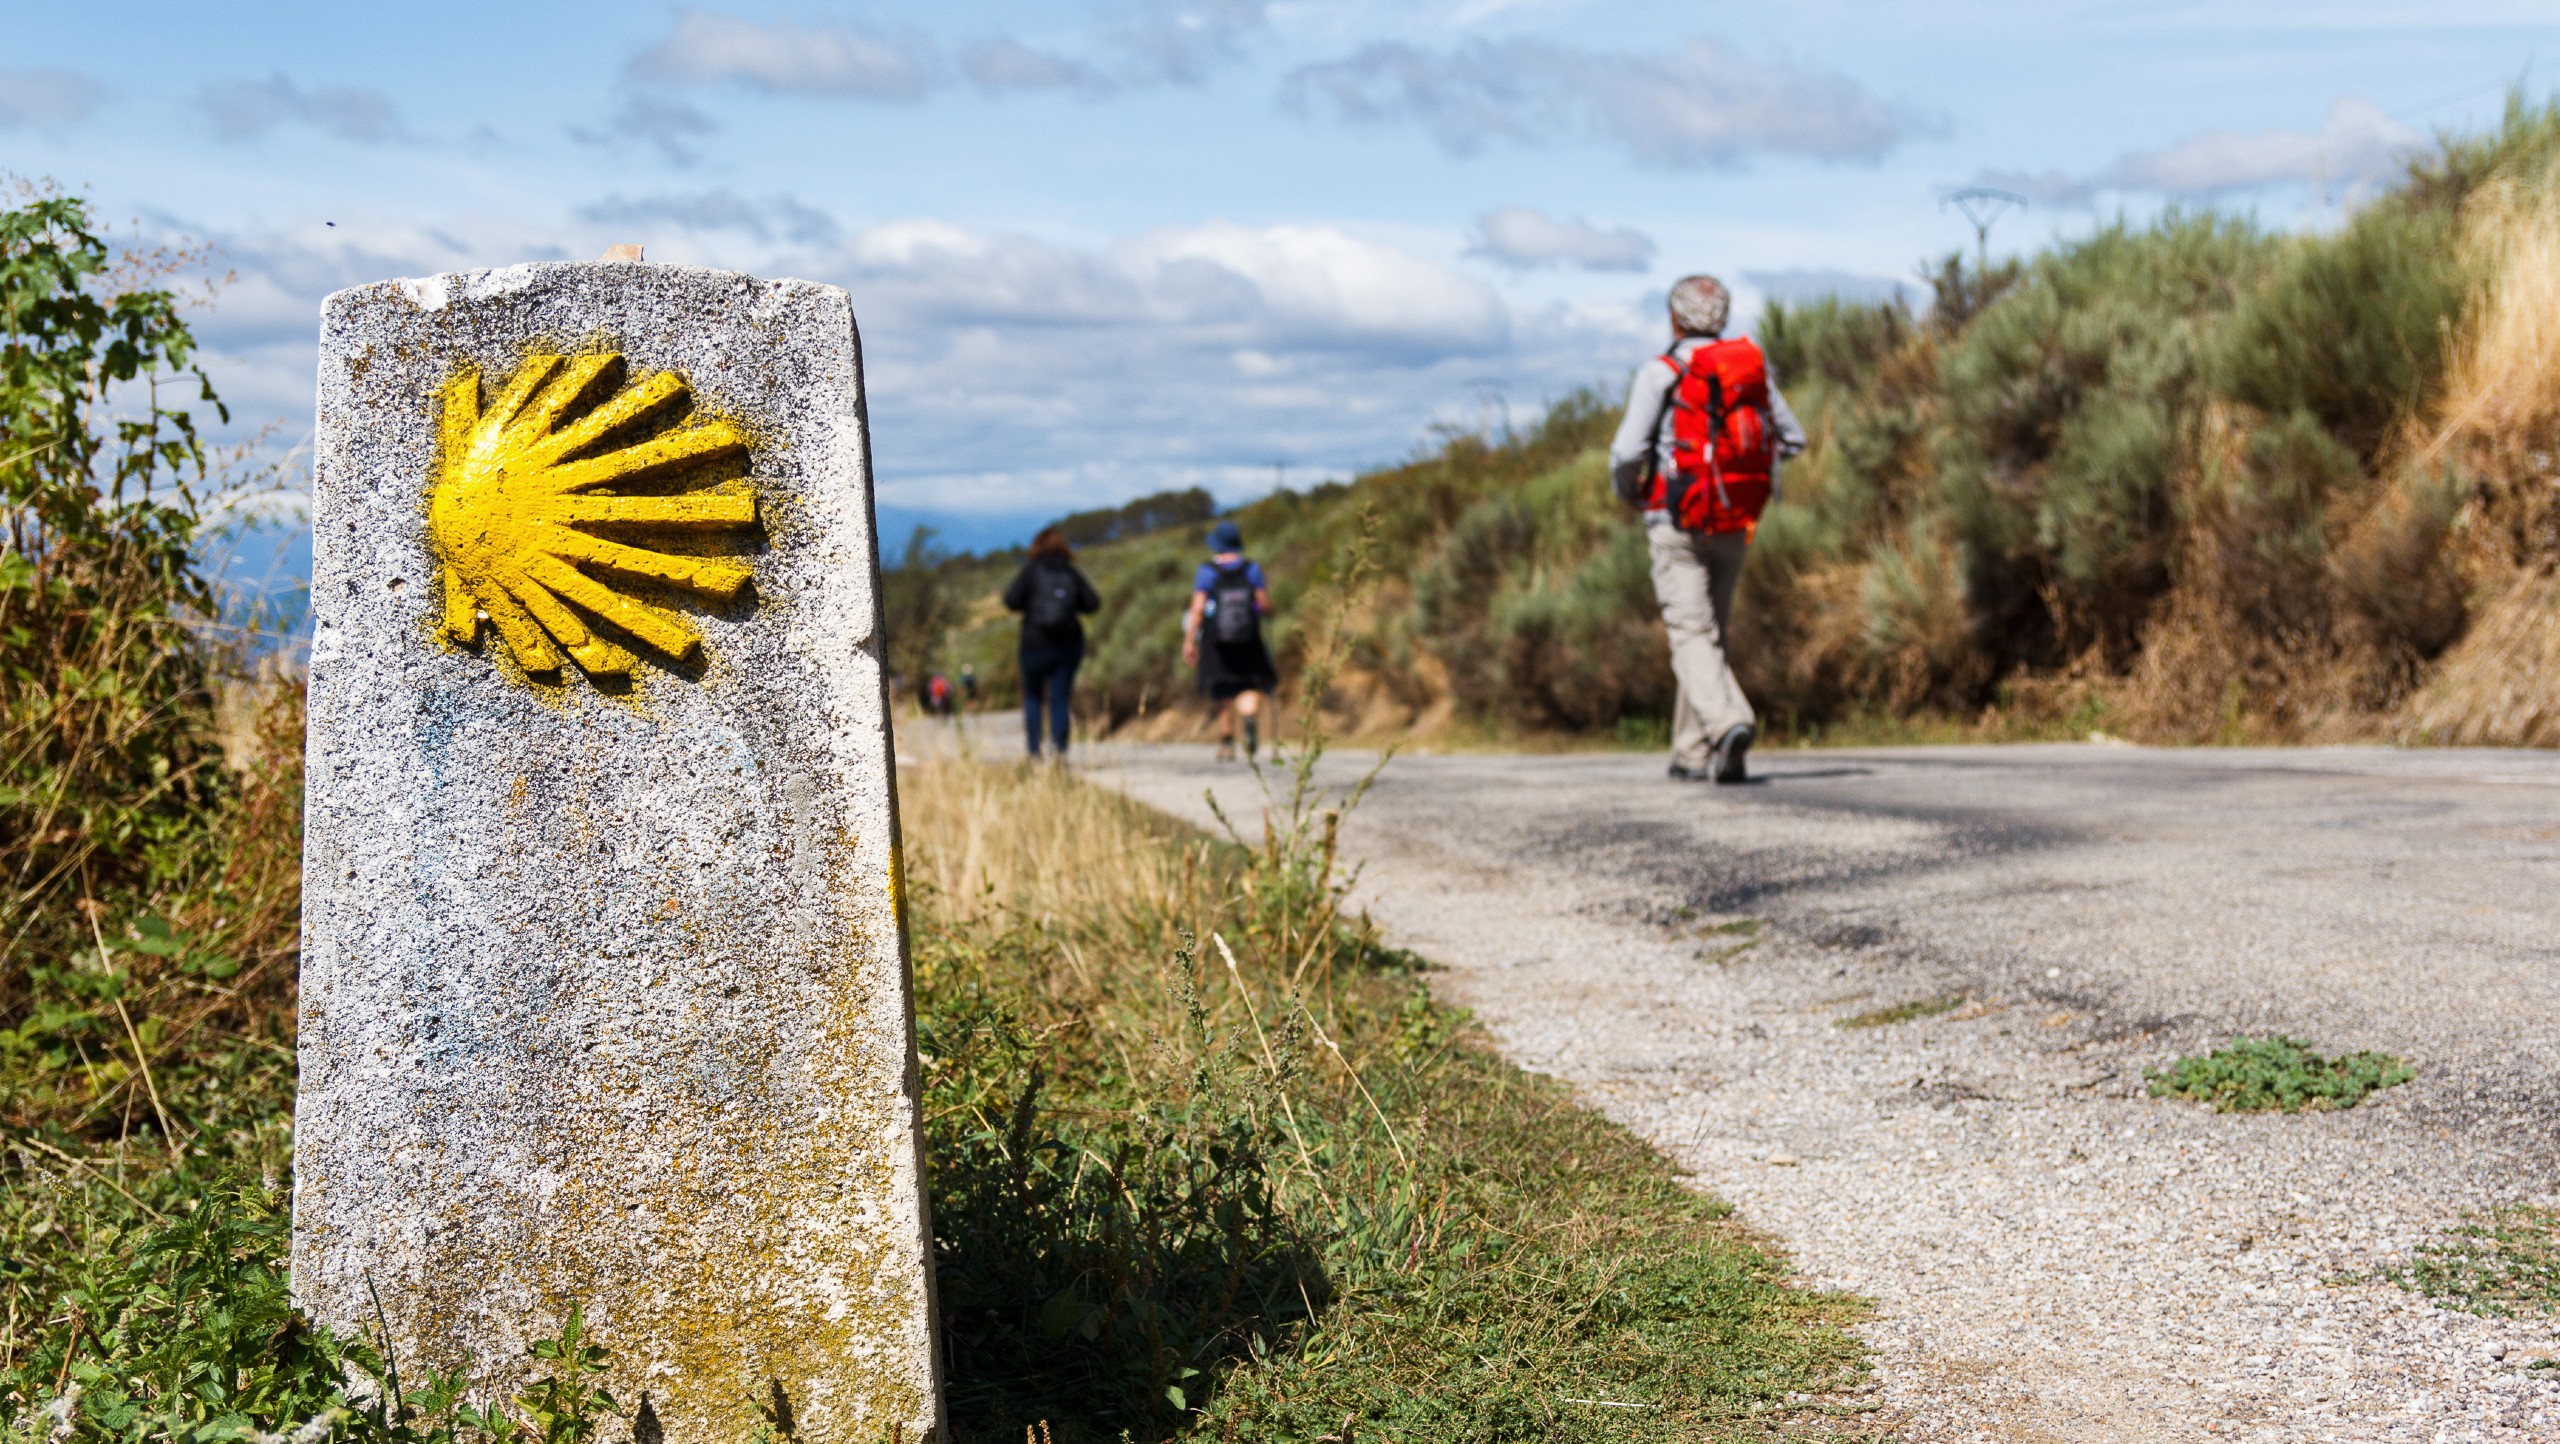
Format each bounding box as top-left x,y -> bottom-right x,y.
1208,520 -> 1243,552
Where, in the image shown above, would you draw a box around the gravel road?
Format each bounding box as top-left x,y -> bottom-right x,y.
1077,739 -> 2560,1442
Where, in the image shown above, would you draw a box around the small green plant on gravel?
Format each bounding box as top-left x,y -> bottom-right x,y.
1837,996 -> 1964,1029
2394,1206 -> 2560,1318
2145,1036 -> 2414,1112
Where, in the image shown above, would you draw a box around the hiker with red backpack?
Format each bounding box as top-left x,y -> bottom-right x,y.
1610,274 -> 1806,784
1182,520 -> 1278,762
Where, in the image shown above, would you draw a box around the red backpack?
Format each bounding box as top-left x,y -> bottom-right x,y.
1654,337 -> 1777,537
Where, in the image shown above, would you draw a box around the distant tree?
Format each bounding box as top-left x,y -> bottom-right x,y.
879,524 -> 959,691
1921,250 -> 2022,338
1049,486 -> 1217,550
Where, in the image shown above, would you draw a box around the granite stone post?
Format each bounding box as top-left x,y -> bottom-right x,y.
294,261 -> 942,1442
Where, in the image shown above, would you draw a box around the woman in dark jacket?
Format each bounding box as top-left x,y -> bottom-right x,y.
1001,526 -> 1103,760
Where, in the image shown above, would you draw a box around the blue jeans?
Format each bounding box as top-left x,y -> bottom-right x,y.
1020,639 -> 1083,756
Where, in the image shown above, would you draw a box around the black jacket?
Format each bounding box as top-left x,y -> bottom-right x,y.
1002,557 -> 1102,646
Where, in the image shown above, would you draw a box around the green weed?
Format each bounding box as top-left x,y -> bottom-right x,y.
1836,996 -> 1964,1029
2146,1036 -> 2414,1112
2394,1206 -> 2560,1318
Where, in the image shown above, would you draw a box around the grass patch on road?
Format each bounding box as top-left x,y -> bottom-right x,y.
1836,996 -> 1965,1029
2146,1036 -> 2414,1112
2395,1206 -> 2560,1318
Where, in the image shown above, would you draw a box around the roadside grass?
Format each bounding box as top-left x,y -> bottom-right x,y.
0,707 -> 1870,1444
2395,1206 -> 2560,1318
1836,996 -> 1965,1030
2145,1036 -> 2415,1112
902,751 -> 1870,1442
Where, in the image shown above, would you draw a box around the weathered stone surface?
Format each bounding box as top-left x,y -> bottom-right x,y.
295,261 -> 941,1443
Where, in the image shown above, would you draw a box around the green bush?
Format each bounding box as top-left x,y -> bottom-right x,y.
2146,1036 -> 2414,1112
1,194 -> 230,978
2217,201 -> 2470,463
1936,215 -> 2279,658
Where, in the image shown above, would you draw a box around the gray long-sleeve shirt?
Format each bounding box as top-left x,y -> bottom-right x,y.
1608,334 -> 1807,510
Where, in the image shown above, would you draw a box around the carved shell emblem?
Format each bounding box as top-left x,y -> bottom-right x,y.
428,352 -> 756,680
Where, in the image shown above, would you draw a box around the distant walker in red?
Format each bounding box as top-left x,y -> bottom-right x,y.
1607,273 -> 1807,785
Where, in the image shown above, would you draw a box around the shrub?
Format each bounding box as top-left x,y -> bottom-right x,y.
1,194 -> 229,993
2218,201 -> 2470,463
1937,214 -> 2279,665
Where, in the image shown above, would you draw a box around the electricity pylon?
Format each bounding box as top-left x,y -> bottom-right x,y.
1945,187 -> 2027,272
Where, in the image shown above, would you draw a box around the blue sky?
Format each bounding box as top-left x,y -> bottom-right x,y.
4,0 -> 2553,551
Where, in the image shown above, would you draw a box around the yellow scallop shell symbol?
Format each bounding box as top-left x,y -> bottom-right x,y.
428,352 -> 757,680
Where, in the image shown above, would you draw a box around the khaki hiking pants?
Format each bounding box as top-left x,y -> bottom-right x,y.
1645,515 -> 1755,771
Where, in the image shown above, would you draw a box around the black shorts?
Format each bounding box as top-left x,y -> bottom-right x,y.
1197,635 -> 1277,699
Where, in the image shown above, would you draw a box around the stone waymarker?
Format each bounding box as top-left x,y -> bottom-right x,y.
295,261 -> 942,1442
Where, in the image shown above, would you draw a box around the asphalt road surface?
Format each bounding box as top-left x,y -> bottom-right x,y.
1077,739 -> 2560,1442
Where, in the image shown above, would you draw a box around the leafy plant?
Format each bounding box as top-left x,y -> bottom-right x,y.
2394,1206 -> 2560,1318
0,190 -> 230,976
2145,1036 -> 2414,1112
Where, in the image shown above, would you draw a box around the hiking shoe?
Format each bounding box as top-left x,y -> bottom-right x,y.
1711,724 -> 1755,784
1667,762 -> 1710,782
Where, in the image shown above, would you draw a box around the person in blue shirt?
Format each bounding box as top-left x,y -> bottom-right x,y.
1181,520 -> 1276,761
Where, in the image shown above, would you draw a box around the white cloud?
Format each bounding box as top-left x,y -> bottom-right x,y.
199,74 -> 403,144
573,94 -> 719,165
1122,222 -> 1507,352
1965,97 -> 2430,207
0,68 -> 103,129
1468,207 -> 1654,272
1956,168 -> 2089,207
1105,0 -> 1268,85
630,5 -> 1266,105
629,9 -> 935,100
817,216 -> 1607,517
1745,268 -> 1912,307
962,37 -> 1109,94
174,211 -> 1640,531
1284,37 -> 1934,168
577,191 -> 839,246
2109,97 -> 2424,194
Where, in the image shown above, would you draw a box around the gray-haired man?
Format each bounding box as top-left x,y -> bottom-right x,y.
1609,274 -> 1806,784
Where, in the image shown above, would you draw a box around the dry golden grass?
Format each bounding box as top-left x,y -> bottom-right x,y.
2391,163 -> 2560,746
899,754 -> 1197,934
2407,576 -> 2560,745
2428,170 -> 2560,464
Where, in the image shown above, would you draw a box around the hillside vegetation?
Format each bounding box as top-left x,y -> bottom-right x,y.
917,97 -> 2560,748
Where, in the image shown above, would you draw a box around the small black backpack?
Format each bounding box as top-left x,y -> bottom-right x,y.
1209,561 -> 1258,645
1027,563 -> 1080,635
